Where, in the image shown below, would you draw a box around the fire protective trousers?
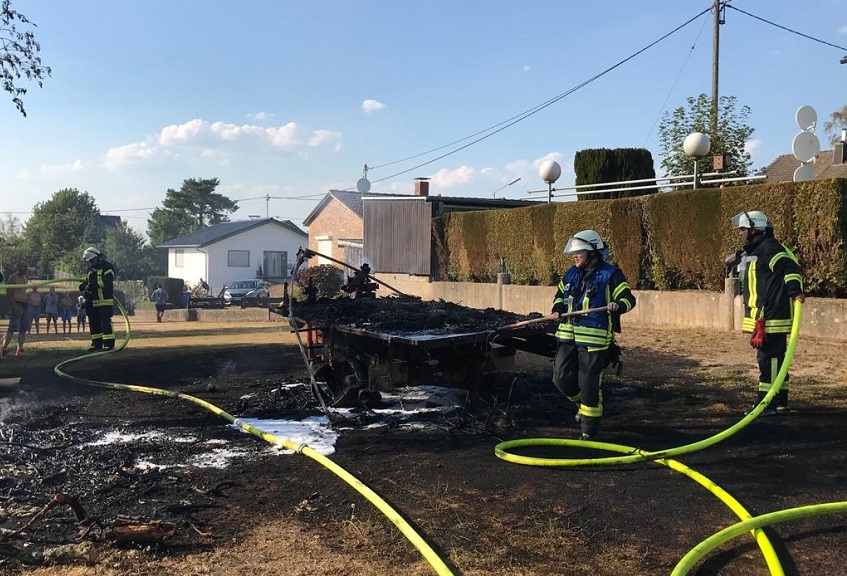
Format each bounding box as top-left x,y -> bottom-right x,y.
552,341 -> 610,436
757,333 -> 788,394
87,304 -> 115,349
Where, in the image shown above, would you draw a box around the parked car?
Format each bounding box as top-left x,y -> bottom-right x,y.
224,279 -> 270,306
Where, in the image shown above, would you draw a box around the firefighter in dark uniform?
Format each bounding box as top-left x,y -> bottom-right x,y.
550,230 -> 636,439
80,247 -> 117,352
731,211 -> 805,413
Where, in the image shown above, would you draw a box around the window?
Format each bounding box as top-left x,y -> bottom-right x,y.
228,250 -> 250,267
316,236 -> 332,265
263,251 -> 287,278
174,249 -> 184,267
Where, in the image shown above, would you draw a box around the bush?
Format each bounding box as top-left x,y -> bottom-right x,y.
293,265 -> 344,299
146,276 -> 185,308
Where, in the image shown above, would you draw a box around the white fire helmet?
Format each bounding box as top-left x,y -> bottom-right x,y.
564,230 -> 606,255
82,246 -> 102,262
731,210 -> 771,231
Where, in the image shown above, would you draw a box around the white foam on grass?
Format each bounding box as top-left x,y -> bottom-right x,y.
232,415 -> 337,456
87,429 -> 198,446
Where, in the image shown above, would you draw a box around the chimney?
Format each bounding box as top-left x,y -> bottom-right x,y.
414,177 -> 430,197
835,142 -> 846,166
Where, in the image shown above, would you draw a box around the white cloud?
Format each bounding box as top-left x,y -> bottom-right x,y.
248,111 -> 274,121
148,118 -> 342,155
533,152 -> 565,168
308,129 -> 342,151
159,119 -> 205,145
264,122 -> 302,148
20,159 -> 93,177
523,64 -> 530,72
362,99 -> 387,113
104,142 -> 160,168
744,139 -> 763,158
430,165 -> 476,188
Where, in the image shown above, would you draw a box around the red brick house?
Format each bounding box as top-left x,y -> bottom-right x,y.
303,189 -> 399,268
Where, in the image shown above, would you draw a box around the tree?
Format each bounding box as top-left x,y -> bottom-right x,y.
146,178 -> 238,245
573,148 -> 656,200
0,212 -> 21,240
658,94 -> 754,178
104,221 -> 161,280
0,212 -> 24,277
22,189 -> 103,276
823,105 -> 847,147
1,0 -> 51,117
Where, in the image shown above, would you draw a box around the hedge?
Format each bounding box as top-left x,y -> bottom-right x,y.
442,178 -> 847,297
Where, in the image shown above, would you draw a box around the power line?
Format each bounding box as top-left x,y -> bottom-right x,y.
362,5 -> 713,186
642,12 -> 711,147
726,4 -> 847,51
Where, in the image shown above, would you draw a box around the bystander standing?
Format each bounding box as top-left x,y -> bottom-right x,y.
59,291 -> 74,334
2,261 -> 30,357
43,286 -> 60,334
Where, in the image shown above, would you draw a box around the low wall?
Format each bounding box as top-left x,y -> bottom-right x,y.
375,273 -> 847,340
131,308 -> 285,323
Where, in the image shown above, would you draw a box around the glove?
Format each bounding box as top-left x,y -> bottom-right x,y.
750,318 -> 766,349
724,250 -> 743,269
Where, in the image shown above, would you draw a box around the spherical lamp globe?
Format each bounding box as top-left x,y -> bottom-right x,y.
539,160 -> 562,184
683,132 -> 711,158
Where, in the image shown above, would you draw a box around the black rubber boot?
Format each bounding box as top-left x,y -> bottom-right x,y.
745,391 -> 776,416
580,415 -> 600,440
776,390 -> 789,412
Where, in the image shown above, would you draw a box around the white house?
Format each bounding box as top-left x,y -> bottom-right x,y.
159,218 -> 308,293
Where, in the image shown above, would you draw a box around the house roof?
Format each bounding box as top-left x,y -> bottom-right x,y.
158,218 -> 307,248
765,149 -> 847,183
303,189 -> 540,225
302,189 -> 399,225
99,215 -> 122,229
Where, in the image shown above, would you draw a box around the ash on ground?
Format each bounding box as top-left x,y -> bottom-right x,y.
289,296 -> 540,334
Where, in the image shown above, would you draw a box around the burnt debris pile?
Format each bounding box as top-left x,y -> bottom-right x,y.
289,296 -> 535,334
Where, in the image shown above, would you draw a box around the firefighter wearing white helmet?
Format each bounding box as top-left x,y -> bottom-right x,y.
79,246 -> 117,352
550,229 -> 636,440
731,210 -> 805,414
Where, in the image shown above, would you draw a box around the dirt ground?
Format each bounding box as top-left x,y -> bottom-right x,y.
1,316 -> 846,576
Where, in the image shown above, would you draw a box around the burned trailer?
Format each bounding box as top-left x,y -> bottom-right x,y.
290,297 -> 557,407
287,247 -> 557,406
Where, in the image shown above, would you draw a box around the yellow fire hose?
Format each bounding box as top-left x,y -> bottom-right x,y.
34,280 -> 843,576
48,291 -> 456,576
496,301 -> 847,575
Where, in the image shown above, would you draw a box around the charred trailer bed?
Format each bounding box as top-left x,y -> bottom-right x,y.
297,320 -> 557,406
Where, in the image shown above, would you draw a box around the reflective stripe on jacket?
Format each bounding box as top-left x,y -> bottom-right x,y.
87,261 -> 116,308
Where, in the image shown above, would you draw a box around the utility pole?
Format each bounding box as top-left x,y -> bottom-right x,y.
711,0 -> 724,137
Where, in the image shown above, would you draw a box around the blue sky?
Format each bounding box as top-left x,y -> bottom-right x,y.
2,0 -> 845,237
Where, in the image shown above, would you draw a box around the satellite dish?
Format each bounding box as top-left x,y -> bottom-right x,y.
795,105 -> 817,130
356,177 -> 371,193
792,131 -> 820,163
793,165 -> 815,182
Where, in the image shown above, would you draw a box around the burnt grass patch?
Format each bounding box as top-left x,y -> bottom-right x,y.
0,324 -> 846,575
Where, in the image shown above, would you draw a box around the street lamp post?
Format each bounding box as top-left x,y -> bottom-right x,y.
683,132 -> 711,189
539,160 -> 561,203
490,177 -> 521,198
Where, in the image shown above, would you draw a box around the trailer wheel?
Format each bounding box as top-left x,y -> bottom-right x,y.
327,358 -> 368,407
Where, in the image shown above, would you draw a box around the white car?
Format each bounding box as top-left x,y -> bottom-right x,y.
224,279 -> 270,306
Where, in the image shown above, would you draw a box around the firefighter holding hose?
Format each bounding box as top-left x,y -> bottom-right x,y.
550,230 -> 636,440
729,211 -> 805,414
80,247 -> 117,352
